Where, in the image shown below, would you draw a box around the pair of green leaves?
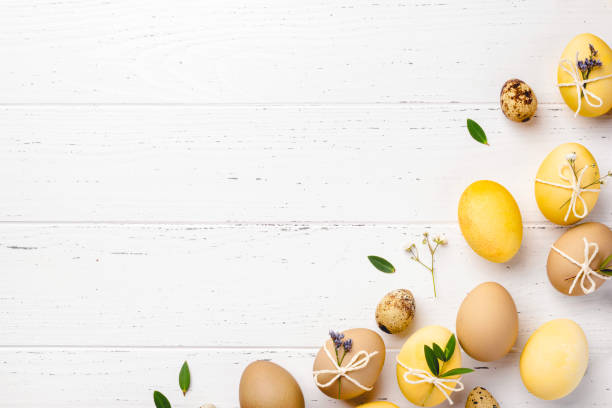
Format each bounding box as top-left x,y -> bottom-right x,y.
153,361 -> 191,408
423,334 -> 474,378
368,255 -> 395,273
599,254 -> 612,276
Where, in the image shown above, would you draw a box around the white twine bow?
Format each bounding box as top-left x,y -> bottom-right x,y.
313,345 -> 379,391
557,53 -> 612,117
535,161 -> 599,222
396,358 -> 465,405
551,237 -> 610,295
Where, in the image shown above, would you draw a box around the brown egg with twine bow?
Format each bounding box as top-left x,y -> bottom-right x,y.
313,328 -> 385,400
547,222 -> 612,296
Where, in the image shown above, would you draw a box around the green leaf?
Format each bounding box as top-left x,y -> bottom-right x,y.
600,254 -> 612,269
467,119 -> 488,145
439,367 -> 475,378
367,255 -> 395,273
153,391 -> 171,408
432,343 -> 446,362
179,361 -> 190,396
599,269 -> 612,276
424,345 -> 439,376
444,334 -> 456,361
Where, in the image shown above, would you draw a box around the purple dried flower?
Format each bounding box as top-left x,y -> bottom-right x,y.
343,338 -> 353,352
329,330 -> 345,349
589,43 -> 597,56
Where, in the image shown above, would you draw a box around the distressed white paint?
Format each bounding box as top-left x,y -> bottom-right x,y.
1,0 -> 612,407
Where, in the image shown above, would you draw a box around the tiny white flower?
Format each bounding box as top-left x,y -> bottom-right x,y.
566,152 -> 576,162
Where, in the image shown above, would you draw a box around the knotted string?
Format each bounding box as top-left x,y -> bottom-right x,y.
535,160 -> 599,222
551,237 -> 610,295
557,53 -> 612,117
396,358 -> 465,405
313,345 -> 378,391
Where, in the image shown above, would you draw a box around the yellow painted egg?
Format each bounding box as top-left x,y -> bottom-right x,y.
396,326 -> 462,407
357,402 -> 400,408
458,180 -> 523,262
558,33 -> 612,117
535,143 -> 601,225
520,319 -> 588,400
456,282 -> 518,362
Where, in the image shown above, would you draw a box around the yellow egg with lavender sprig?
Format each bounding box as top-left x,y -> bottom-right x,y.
558,33 -> 612,117
534,143 -> 608,225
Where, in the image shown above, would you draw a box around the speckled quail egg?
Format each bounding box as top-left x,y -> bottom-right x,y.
500,78 -> 537,122
200,404 -> 216,408
466,387 -> 499,408
375,289 -> 415,334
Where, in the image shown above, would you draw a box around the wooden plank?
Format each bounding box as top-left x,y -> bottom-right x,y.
0,0 -> 610,103
2,346 -> 610,407
1,105 -> 611,222
2,223 -> 612,350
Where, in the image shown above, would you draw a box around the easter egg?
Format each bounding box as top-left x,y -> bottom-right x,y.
239,361 -> 305,408
520,319 -> 588,400
313,328 -> 385,400
357,402 -> 400,408
558,33 -> 612,117
458,180 -> 523,262
547,222 -> 612,296
396,326 -> 462,407
456,282 -> 518,362
465,387 -> 499,408
535,143 -> 601,225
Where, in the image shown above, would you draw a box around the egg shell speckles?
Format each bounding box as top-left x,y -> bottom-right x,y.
465,387 -> 500,408
375,289 -> 415,334
500,78 -> 537,122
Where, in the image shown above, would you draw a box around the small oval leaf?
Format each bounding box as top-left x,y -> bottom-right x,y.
368,255 -> 395,273
439,367 -> 475,378
432,343 -> 446,362
153,391 -> 172,408
467,119 -> 488,145
600,254 -> 612,269
424,345 -> 439,376
179,361 -> 190,396
444,334 -> 456,361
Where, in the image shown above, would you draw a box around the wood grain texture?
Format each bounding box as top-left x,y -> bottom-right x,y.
2,347 -> 610,408
1,105 -> 611,222
0,0 -> 610,103
2,223 -> 612,350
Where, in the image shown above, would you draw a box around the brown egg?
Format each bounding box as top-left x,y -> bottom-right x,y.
456,282 -> 518,362
547,222 -> 612,296
239,360 -> 305,408
500,78 -> 537,122
313,328 -> 386,399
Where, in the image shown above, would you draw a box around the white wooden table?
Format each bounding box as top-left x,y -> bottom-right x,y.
1,1 -> 611,407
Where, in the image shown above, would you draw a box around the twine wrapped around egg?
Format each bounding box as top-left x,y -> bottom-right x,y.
557,54 -> 612,118
535,156 -> 600,223
396,359 -> 465,405
312,346 -> 379,391
551,237 -> 611,295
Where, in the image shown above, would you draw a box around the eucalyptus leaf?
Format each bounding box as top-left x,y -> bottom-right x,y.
439,367 -> 475,378
600,254 -> 612,269
367,255 -> 395,273
179,361 -> 190,396
424,345 -> 439,376
599,269 -> 612,276
432,343 -> 446,362
467,119 -> 488,145
153,391 -> 172,408
444,334 -> 456,361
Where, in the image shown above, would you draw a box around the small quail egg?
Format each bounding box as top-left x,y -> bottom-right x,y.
375,289 -> 415,334
500,78 -> 537,122
200,404 -> 216,408
466,386 -> 499,408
